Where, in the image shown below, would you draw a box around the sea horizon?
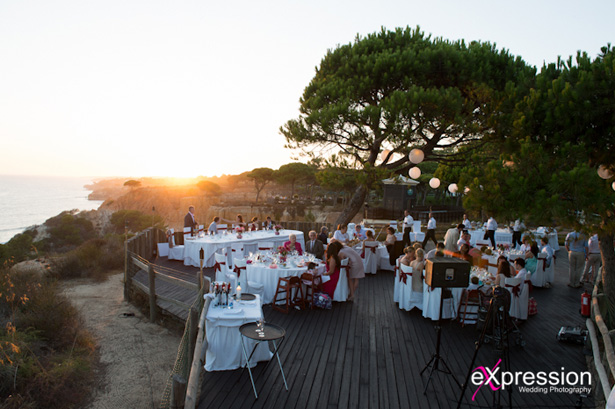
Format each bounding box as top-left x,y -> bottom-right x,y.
0,175 -> 104,244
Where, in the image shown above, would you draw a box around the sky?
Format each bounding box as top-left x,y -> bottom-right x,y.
1,0 -> 613,179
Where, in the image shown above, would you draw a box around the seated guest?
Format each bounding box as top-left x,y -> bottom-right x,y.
519,236 -> 532,254
333,224 -> 350,244
462,214 -> 472,230
207,216 -> 219,234
361,230 -> 376,252
495,257 -> 513,286
400,246 -> 416,266
283,233 -> 303,255
426,242 -> 445,260
305,230 -> 324,259
457,231 -> 471,250
409,249 -> 426,292
514,258 -> 529,281
353,224 -> 367,241
540,236 -> 554,267
467,276 -> 482,291
453,243 -> 473,264
234,214 -> 246,228
249,216 -> 259,231
384,226 -> 397,265
317,226 -> 329,244
524,244 -> 540,274
412,242 -> 423,251
262,216 -> 275,230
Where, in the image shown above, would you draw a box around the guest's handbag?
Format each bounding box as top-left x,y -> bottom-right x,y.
528,297 -> 538,316
313,292 -> 332,310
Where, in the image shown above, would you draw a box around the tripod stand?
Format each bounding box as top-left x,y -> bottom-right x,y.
421,288 -> 461,394
456,287 -> 513,409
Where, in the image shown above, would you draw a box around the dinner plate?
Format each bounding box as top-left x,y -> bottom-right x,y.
225,308 -> 243,314
239,293 -> 256,301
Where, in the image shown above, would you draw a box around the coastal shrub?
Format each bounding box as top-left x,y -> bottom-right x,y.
0,267 -> 96,409
0,232 -> 35,264
48,237 -> 124,280
42,211 -> 95,250
110,209 -> 166,234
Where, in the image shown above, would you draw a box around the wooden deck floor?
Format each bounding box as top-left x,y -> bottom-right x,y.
182,253 -> 596,409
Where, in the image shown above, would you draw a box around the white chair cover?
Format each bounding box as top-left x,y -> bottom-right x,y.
183,226 -> 192,239
530,255 -> 547,287
504,276 -> 529,320
225,272 -> 238,295
217,223 -> 228,233
230,243 -> 244,266
412,221 -> 421,233
214,252 -> 229,283
157,242 -> 169,258
363,241 -> 379,274
393,257 -> 401,303
198,224 -> 204,234
333,258 -> 349,302
422,283 -> 459,320
398,264 -> 423,311
235,257 -> 265,305
168,230 -> 185,260
544,255 -> 555,284
257,241 -> 274,251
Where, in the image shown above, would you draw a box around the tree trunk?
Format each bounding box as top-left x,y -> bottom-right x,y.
599,232 -> 615,317
334,185 -> 367,226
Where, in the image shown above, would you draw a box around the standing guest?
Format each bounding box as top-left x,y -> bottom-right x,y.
484,216 -> 498,248
249,217 -> 259,231
512,219 -> 525,248
462,214 -> 472,230
582,233 -> 601,283
353,224 -> 367,241
322,241 -> 342,298
565,230 -> 587,288
402,210 -> 414,247
283,234 -> 303,255
262,216 -> 275,230
540,236 -> 554,268
426,242 -> 445,260
339,242 -> 365,301
305,230 -> 325,260
333,224 -> 350,244
444,223 -> 464,252
384,226 -> 397,266
400,246 -> 416,266
184,206 -> 198,232
422,212 -> 437,248
409,248 -> 426,293
207,216 -> 219,235
317,226 -> 329,244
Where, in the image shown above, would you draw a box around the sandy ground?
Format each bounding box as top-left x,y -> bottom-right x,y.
61,273 -> 181,409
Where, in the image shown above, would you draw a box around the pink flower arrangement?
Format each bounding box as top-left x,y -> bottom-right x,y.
277,245 -> 289,256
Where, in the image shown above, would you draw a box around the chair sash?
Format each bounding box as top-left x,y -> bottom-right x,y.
506,283 -> 520,297
524,279 -> 533,293
259,247 -> 271,251
366,245 -> 377,253
214,261 -> 226,272
233,265 -> 246,277
399,270 -> 412,284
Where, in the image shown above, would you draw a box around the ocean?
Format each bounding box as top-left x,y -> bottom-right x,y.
0,175 -> 103,244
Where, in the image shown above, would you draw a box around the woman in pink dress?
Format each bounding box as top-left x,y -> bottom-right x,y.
283,234 -> 303,255
322,241 -> 342,297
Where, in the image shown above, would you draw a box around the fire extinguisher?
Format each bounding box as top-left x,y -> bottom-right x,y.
580,291 -> 591,317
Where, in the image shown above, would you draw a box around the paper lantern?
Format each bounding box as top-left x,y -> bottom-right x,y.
429,178 -> 440,189
612,181 -> 615,191
409,148 -> 424,164
598,165 -> 613,179
448,183 -> 458,193
464,187 -> 471,194
409,166 -> 421,179
380,149 -> 391,161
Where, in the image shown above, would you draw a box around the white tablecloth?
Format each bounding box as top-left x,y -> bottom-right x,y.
246,261 -> 326,304
467,229 -> 513,247
183,230 -> 305,268
205,294 -> 273,371
352,243 -> 395,271
422,284 -> 465,321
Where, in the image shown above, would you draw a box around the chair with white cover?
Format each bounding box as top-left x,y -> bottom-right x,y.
398,264 -> 423,311
393,257 -> 401,303
214,252 -> 229,283
157,242 -> 169,258
333,258 -> 349,302
362,241 -> 379,274
168,229 -> 185,260
504,276 -> 528,320
234,257 -> 264,305
217,224 -> 228,233
257,242 -> 274,252
530,254 -> 547,287
544,253 -> 556,284
198,224 -> 204,235
183,226 -> 192,239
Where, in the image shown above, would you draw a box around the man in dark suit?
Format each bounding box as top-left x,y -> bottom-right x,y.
305,230 -> 325,260
184,206 -> 198,232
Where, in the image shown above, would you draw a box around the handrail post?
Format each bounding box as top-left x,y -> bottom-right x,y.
148,264 -> 157,322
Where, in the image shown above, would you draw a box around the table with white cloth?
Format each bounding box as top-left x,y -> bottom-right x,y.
352,243 -> 395,271
467,228 -> 513,247
524,229 -> 559,251
205,294 -> 272,371
183,230 -> 305,268
421,283 -> 465,321
246,258 -> 326,304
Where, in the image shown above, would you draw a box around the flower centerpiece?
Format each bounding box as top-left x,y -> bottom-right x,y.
276,245 -> 288,262
274,224 -> 282,235
496,243 -> 511,252
235,226 -> 245,239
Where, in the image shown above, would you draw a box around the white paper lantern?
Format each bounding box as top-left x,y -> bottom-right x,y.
429,177 -> 440,189
409,148 -> 424,164
380,149 -> 391,161
598,165 -> 613,179
409,166 -> 421,179
612,181 -> 615,191
448,183 -> 458,193
464,187 -> 471,194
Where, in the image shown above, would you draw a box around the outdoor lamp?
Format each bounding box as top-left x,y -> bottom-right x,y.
409,166 -> 421,179
429,178 -> 440,189
598,165 -> 613,179
380,149 -> 391,161
448,183 -> 458,193
409,148 -> 424,164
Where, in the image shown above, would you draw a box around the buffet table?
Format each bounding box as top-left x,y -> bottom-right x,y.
204,294 -> 272,371
183,230 -> 305,268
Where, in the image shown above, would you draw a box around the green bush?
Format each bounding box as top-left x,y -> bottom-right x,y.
49,236 -> 124,280
110,209 -> 165,234
39,211 -> 95,251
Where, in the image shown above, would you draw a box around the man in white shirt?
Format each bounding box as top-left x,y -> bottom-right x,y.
484,217 -> 498,248
512,219 -> 525,248
402,210 -> 414,246
426,242 -> 445,260
581,233 -> 601,283
422,212 -> 437,248
444,223 -> 463,252
457,231 -> 471,250
207,216 -> 219,235
462,214 -> 472,230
